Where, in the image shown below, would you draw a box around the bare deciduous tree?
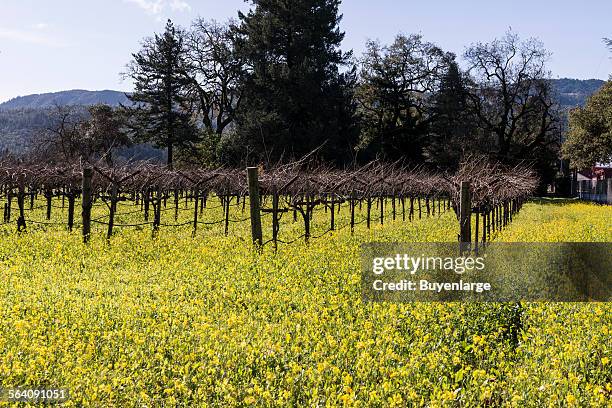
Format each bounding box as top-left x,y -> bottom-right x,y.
33,104 -> 86,163
464,32 -> 559,160
31,104 -> 130,165
185,19 -> 245,136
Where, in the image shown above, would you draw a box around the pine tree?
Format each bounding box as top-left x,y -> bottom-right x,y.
233,0 -> 358,165
126,19 -> 198,169
424,61 -> 477,168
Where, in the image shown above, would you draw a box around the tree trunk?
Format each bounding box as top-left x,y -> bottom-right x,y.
167,142 -> 173,170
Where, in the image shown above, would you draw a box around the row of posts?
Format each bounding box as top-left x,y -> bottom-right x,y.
8,169 -> 517,247
247,167 -> 452,247
459,181 -> 523,254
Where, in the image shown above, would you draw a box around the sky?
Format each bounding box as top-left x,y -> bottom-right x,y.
1,0 -> 611,103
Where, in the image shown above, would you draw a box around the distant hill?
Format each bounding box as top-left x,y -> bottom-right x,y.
550,78 -> 606,109
2,81 -> 603,112
0,90 -> 130,110
0,89 -> 132,155
0,106 -> 164,162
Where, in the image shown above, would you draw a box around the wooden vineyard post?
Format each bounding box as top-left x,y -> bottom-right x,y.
67,189 -> 75,232
224,196 -> 231,236
459,181 -> 471,254
409,196 -> 414,221
302,197 -> 312,243
492,205 -> 496,232
481,211 -> 487,245
5,191 -> 12,222
330,195 -> 335,231
16,185 -> 26,231
82,167 -> 93,243
143,189 -> 150,221
366,198 -> 372,229
107,183 -> 118,240
474,207 -> 479,254
350,192 -> 356,234
486,209 -> 491,240
247,167 -> 263,246
174,190 -> 179,221
309,196 -> 314,221
192,190 -> 199,237
272,190 -> 279,249
153,186 -> 162,236
45,188 -> 52,220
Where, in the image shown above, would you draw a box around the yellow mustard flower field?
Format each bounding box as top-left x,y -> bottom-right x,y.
0,198 -> 610,407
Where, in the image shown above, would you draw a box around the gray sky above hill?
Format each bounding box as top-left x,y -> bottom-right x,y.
1,0 -> 611,103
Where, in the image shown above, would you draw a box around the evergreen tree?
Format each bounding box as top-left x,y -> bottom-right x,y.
232,0 -> 358,165
424,61 -> 478,168
126,19 -> 198,169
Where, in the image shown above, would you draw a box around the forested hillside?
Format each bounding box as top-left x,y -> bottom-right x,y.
0,90 -> 129,110
551,78 -> 605,109
0,108 -> 56,153
0,106 -> 163,161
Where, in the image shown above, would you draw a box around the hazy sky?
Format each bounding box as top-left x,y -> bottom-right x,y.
1,0 -> 611,103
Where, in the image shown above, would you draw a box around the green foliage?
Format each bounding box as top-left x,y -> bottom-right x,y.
424,61 -> 479,168
0,108 -> 57,153
232,0 -> 359,165
562,81 -> 612,169
4,11 -> 609,176
79,105 -> 131,165
356,34 -> 453,163
174,128 -> 223,167
126,19 -> 199,169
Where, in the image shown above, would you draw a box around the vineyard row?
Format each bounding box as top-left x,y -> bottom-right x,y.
0,158 -> 538,249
